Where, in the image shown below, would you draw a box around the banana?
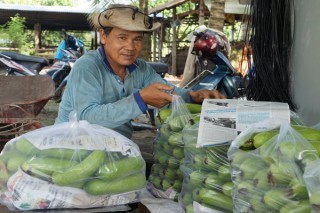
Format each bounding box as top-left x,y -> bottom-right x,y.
52,150 -> 105,186
172,147 -> 185,160
168,132 -> 183,147
96,156 -> 145,181
158,108 -> 172,124
185,103 -> 202,114
84,173 -> 145,195
198,187 -> 234,212
253,130 -> 278,149
203,173 -> 223,191
289,178 -> 308,199
222,182 -> 234,197
263,189 -> 291,210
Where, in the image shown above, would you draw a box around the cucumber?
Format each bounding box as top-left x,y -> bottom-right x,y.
52,150 -> 105,186
7,155 -> 29,174
15,137 -> 39,156
84,173 -> 145,195
96,156 -> 145,181
21,157 -> 76,176
37,148 -> 90,161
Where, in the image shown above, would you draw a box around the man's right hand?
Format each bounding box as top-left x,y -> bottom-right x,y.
139,82 -> 174,108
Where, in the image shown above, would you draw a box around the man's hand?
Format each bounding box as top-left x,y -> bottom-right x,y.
139,83 -> 174,108
189,89 -> 226,103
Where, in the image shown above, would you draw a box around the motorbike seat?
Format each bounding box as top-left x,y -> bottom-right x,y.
0,52 -> 49,71
147,62 -> 168,78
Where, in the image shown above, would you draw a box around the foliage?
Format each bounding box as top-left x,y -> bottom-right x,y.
0,0 -> 75,6
0,14 -> 34,54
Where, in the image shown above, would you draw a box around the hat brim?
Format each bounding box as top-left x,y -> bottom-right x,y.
91,12 -> 161,32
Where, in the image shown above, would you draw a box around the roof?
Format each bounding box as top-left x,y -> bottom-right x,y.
149,0 -> 249,15
0,4 -> 93,31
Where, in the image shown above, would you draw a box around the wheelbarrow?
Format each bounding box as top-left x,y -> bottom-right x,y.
0,75 -> 55,151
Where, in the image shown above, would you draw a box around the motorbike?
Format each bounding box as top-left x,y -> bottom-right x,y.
183,28 -> 244,98
0,48 -> 79,101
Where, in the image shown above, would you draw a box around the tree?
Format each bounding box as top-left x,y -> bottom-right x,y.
207,0 -> 226,32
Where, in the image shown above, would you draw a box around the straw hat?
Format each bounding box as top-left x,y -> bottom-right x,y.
91,4 -> 161,32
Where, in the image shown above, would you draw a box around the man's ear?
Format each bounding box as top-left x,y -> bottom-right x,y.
99,29 -> 107,44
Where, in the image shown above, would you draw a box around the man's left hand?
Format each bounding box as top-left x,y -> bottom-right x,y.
189,89 -> 226,103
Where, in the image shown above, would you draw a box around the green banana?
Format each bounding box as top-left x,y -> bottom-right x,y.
167,156 -> 180,169
187,170 -> 208,186
203,173 -> 223,191
162,167 -> 177,180
263,189 -> 291,210
252,169 -> 270,190
279,200 -> 311,213
253,130 -> 278,149
15,137 -> 39,156
180,192 -> 192,206
52,150 -> 106,186
289,178 -> 308,199
310,190 -> 320,211
161,178 -> 174,190
168,114 -> 192,132
149,175 -> 162,189
172,147 -> 184,160
292,126 -> 320,141
222,182 -> 234,197
21,157 -> 76,177
172,179 -> 182,192
185,103 -> 202,114
217,164 -> 231,181
168,132 -> 183,147
268,162 -> 296,186
198,187 -> 233,212
158,108 -> 172,124
185,204 -> 194,213
96,156 -> 145,181
84,173 -> 145,195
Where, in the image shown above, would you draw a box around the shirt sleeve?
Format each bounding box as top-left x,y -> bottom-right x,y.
54,41 -> 66,60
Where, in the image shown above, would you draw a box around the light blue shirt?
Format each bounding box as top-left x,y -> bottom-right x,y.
55,47 -> 191,138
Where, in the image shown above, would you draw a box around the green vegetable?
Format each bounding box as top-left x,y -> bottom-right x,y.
52,150 -> 106,186
96,156 -> 145,181
84,173 -> 145,195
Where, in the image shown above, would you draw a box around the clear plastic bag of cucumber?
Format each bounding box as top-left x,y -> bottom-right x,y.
0,112 -> 146,210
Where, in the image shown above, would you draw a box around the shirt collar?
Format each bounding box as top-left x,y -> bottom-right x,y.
98,44 -> 138,73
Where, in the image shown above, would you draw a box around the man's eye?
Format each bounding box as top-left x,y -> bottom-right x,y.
118,37 -> 126,41
135,37 -> 143,42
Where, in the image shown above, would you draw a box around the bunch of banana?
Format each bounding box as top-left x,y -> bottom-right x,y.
0,136 -> 146,196
237,125 -> 320,152
229,125 -> 320,212
148,103 -> 202,198
179,123 -> 234,213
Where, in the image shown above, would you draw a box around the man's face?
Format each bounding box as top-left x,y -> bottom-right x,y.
100,28 -> 144,69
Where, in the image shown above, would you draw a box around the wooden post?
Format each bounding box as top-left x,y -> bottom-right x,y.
199,0 -> 205,25
172,7 -> 177,76
153,14 -> 157,61
34,23 -> 41,49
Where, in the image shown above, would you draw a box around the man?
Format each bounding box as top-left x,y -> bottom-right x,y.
54,29 -> 86,61
55,4 -> 225,139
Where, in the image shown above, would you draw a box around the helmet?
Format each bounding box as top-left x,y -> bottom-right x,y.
192,29 -> 220,57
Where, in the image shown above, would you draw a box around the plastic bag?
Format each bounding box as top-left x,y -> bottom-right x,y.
0,113 -> 146,211
228,119 -> 320,213
148,95 -> 201,199
178,122 -> 233,213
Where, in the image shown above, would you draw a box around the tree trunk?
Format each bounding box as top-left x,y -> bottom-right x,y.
208,0 -> 226,31
140,0 -> 152,61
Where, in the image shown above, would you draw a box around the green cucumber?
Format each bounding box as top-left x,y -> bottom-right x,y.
37,148 -> 90,161
15,137 -> 39,156
52,150 -> 105,186
84,173 -> 145,195
96,156 -> 145,181
198,188 -> 233,212
21,157 -> 76,176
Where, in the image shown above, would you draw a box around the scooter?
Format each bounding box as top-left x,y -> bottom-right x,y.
0,51 -> 49,76
183,29 -> 243,98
